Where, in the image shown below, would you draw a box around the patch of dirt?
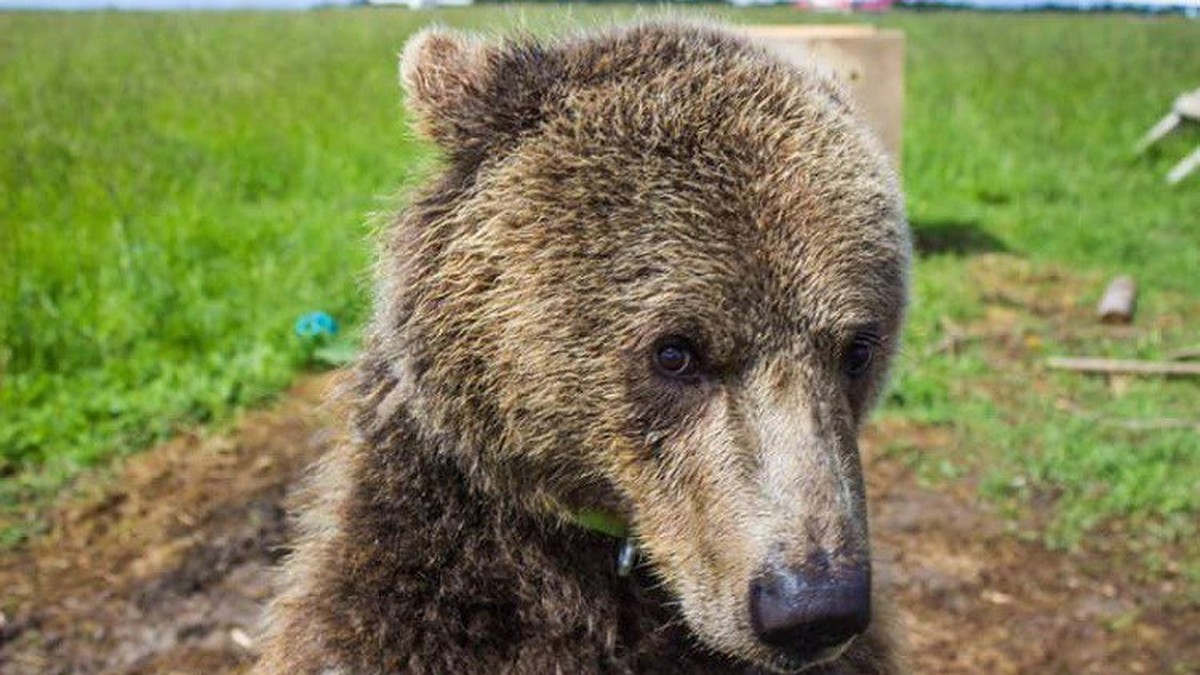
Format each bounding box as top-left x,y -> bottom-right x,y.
0,375 -> 341,675
863,419 -> 1200,674
1,256 -> 1197,673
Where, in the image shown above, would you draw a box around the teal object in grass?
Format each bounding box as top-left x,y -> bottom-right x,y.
295,311 -> 339,338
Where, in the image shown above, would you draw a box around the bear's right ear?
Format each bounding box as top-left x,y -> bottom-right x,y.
400,27 -> 496,154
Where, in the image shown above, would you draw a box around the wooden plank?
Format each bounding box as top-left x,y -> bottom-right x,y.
743,25 -> 905,165
1047,357 -> 1200,377
1135,111 -> 1181,153
1167,145 -> 1200,185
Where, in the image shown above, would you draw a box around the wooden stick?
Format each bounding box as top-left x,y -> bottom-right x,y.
1167,145 -> 1200,185
1135,111 -> 1181,153
1047,357 -> 1200,377
1104,418 -> 1200,432
1167,347 -> 1200,361
1058,401 -> 1200,432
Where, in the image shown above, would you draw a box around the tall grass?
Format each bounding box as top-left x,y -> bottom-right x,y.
0,12 -> 429,487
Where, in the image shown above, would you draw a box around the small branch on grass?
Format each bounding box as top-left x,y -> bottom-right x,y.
923,316 -> 1017,359
1103,417 -> 1200,432
1047,357 -> 1200,377
926,334 -> 976,358
1166,347 -> 1200,362
1057,400 -> 1200,432
925,316 -> 972,357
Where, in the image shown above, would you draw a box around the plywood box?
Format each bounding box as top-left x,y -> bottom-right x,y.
741,25 -> 905,165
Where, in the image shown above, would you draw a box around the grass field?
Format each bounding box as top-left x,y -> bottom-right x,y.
2,7 -> 1198,564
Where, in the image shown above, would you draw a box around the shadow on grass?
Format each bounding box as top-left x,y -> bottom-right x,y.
911,220 -> 1008,256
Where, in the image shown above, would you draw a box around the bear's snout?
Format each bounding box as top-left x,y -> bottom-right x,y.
748,557 -> 871,667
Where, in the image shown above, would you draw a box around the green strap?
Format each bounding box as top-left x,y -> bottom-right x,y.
568,508 -> 629,539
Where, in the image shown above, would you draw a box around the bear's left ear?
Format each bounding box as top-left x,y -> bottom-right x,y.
400,27 -> 557,160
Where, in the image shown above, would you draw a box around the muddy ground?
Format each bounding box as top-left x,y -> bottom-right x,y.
2,256 -> 1199,672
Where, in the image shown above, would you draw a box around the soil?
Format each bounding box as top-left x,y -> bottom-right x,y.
0,376 -> 339,675
1,256 -> 1198,673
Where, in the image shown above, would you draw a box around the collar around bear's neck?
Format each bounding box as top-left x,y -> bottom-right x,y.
560,506 -> 639,577
566,507 -> 629,539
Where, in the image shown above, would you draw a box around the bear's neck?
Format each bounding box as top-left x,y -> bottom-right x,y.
308,362 -> 732,673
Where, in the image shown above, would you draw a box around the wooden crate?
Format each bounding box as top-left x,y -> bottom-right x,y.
742,25 -> 905,165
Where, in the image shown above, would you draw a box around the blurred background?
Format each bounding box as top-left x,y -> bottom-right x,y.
0,3 -> 1197,673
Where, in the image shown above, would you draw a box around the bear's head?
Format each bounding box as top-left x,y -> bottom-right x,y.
383,22 -> 909,674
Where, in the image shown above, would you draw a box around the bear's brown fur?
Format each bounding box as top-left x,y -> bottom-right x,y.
257,21 -> 910,674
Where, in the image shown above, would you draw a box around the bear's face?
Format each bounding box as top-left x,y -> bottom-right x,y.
391,24 -> 909,674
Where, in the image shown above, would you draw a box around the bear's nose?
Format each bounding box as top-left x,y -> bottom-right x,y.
748,557 -> 870,658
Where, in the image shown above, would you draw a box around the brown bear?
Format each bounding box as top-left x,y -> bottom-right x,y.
257,20 -> 910,675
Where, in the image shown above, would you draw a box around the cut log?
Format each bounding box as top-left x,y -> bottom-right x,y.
1047,357 -> 1200,377
1096,275 -> 1137,324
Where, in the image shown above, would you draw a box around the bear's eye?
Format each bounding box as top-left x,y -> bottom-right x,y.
653,338 -> 699,380
842,333 -> 878,379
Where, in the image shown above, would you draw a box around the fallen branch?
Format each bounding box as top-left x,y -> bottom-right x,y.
1102,417 -> 1200,432
1047,357 -> 1200,377
924,316 -> 972,357
1166,347 -> 1200,361
1057,400 -> 1200,432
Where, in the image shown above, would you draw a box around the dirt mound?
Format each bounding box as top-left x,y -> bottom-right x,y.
0,371 -> 1196,673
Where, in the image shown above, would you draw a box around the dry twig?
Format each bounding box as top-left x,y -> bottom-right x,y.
1166,347 -> 1200,362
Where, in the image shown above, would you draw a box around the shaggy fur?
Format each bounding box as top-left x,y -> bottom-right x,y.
258,21 -> 910,674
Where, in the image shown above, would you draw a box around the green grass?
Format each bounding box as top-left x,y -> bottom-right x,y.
2,8 -> 1198,562
880,12 -> 1200,558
